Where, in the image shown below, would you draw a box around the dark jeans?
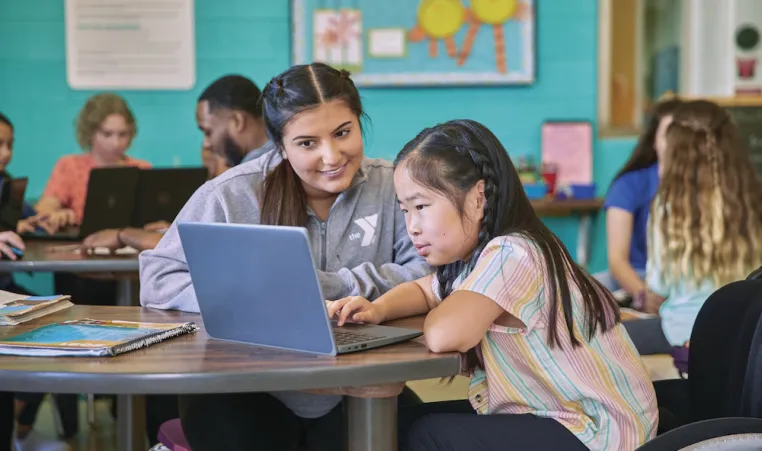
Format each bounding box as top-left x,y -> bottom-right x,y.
180,387 -> 422,451
13,392 -> 46,426
399,400 -> 588,451
0,392 -> 70,450
6,389 -> 177,445
623,318 -> 673,355
0,392 -> 11,451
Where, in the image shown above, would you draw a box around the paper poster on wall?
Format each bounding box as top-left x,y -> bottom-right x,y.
540,121 -> 593,186
314,9 -> 363,73
292,0 -> 535,87
65,0 -> 195,90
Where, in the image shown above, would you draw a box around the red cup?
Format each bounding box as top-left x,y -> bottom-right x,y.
737,58 -> 757,79
541,163 -> 558,196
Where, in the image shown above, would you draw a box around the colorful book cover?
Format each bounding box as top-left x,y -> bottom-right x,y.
0,319 -> 198,357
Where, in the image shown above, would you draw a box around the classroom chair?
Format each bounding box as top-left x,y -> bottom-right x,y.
687,276 -> 762,421
655,276 -> 762,432
741,309 -> 762,418
156,418 -> 190,451
636,418 -> 762,450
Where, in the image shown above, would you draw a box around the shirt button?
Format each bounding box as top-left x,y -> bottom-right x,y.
475,394 -> 482,403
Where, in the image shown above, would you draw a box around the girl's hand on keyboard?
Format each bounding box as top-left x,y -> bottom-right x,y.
326,296 -> 386,327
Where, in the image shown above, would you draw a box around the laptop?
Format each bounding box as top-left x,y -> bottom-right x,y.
131,167 -> 208,227
0,177 -> 28,231
24,167 -> 141,241
177,222 -> 423,356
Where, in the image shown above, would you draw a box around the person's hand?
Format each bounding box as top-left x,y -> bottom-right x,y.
643,291 -> 666,315
16,219 -> 34,234
326,296 -> 386,326
30,210 -> 77,234
143,220 -> 170,232
45,209 -> 77,232
81,229 -> 122,252
0,231 -> 24,260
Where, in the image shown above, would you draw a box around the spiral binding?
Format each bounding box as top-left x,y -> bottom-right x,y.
109,322 -> 199,356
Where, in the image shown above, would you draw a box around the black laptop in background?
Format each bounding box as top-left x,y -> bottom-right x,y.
131,167 -> 207,227
23,167 -> 141,241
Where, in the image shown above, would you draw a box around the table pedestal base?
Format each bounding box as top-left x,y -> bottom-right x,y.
117,394 -> 146,451
347,396 -> 397,451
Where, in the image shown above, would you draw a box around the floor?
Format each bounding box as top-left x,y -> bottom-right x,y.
32,398 -> 117,451
31,356 -> 677,451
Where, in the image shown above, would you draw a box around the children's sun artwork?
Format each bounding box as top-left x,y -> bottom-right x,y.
408,0 -> 531,73
314,8 -> 363,73
459,0 -> 531,73
408,0 -> 467,58
292,0 -> 536,86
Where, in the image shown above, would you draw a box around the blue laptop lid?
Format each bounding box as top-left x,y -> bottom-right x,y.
177,222 -> 338,356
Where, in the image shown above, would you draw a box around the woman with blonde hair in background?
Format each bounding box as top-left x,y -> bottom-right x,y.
18,93 -> 151,234
624,99 -> 762,355
18,93 -> 152,306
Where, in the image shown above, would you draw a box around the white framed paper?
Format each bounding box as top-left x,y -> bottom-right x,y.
65,0 -> 196,90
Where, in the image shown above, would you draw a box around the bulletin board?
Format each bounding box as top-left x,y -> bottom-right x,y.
291,0 -> 536,87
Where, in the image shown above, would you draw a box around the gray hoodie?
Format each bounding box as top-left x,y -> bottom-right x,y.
139,150 -> 432,417
241,140 -> 276,164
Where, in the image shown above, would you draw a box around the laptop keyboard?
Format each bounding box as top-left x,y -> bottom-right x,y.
333,329 -> 385,345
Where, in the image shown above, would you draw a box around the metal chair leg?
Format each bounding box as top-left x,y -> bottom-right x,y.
87,394 -> 96,428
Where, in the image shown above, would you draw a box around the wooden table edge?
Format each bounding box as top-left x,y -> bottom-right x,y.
531,198 -> 604,217
0,355 -> 461,395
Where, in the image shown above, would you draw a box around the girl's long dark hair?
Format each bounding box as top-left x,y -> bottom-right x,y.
612,97 -> 683,183
394,120 -> 619,372
259,63 -> 366,226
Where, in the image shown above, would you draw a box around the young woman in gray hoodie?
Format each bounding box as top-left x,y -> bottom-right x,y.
138,62 -> 432,450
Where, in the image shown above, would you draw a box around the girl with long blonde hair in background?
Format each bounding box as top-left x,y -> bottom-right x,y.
625,99 -> 762,355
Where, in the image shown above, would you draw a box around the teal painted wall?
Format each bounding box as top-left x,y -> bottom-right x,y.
0,1 -> 636,294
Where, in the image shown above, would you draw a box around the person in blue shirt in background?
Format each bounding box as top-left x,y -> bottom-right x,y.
596,98 -> 682,304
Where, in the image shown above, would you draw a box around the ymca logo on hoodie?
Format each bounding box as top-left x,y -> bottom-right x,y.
351,213 -> 378,247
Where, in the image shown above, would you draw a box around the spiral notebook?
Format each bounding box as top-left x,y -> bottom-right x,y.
0,318 -> 198,357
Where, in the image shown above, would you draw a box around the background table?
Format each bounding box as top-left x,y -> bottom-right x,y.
531,198 -> 604,267
0,306 -> 460,451
0,240 -> 140,306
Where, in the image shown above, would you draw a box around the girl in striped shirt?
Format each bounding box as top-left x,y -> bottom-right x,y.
328,119 -> 658,450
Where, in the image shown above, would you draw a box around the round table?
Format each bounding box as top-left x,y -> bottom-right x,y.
0,240 -> 140,306
0,305 -> 460,451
